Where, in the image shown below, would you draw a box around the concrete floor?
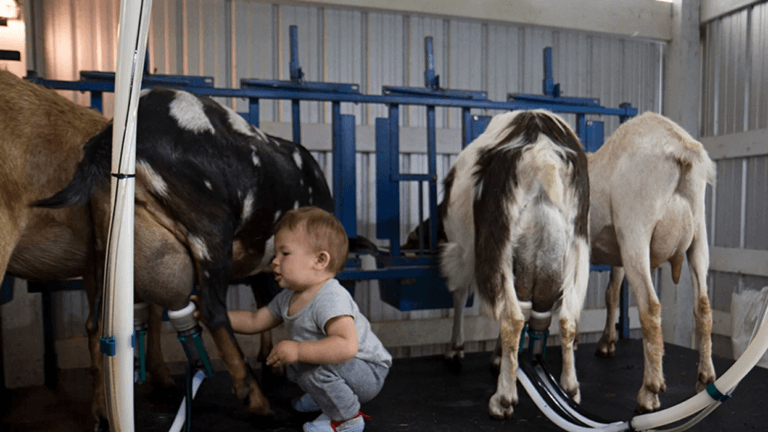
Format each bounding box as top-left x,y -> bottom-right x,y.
4,340 -> 768,431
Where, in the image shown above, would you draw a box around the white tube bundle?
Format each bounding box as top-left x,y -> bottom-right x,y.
102,1 -> 153,430
517,302 -> 768,431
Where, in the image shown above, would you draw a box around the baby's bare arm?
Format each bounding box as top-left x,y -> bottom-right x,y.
267,315 -> 358,367
228,307 -> 281,334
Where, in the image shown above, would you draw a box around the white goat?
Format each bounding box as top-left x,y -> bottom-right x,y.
590,112 -> 716,412
440,109 -> 591,419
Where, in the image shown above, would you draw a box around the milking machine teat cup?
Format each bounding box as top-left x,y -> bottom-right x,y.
168,301 -> 214,378
516,301 -> 551,361
527,310 -> 551,361
133,302 -> 149,383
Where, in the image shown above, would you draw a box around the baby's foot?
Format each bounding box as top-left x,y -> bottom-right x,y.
292,393 -> 320,413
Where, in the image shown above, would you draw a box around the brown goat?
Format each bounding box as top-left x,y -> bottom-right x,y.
0,72 -> 176,429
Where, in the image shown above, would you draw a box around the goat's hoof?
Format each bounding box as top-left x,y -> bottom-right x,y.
488,394 -> 515,420
567,388 -> 581,404
445,344 -> 464,361
247,405 -> 275,417
444,354 -> 462,374
635,388 -> 661,413
244,381 -> 274,417
91,413 -> 109,432
91,395 -> 109,432
595,339 -> 616,358
696,369 -> 716,393
233,384 -> 250,401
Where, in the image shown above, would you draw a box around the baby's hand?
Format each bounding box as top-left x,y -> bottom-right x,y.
266,340 -> 300,367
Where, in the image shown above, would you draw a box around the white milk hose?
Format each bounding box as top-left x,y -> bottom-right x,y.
517,301 -> 768,431
102,1 -> 152,431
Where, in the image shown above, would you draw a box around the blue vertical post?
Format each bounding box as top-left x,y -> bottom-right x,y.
289,25 -> 303,143
426,105 -> 438,251
542,47 -> 559,97
248,98 -> 260,128
619,102 -> 632,124
292,100 -> 301,143
90,91 -> 103,113
471,115 -> 492,142
462,108 -> 472,149
619,278 -> 630,339
424,37 -> 438,89
0,276 -> 13,305
417,181 -> 425,254
289,26 -> 303,82
376,117 -> 399,247
618,102 -> 631,338
584,121 -> 604,153
576,114 -> 587,147
332,104 -> 357,238
388,105 -> 401,257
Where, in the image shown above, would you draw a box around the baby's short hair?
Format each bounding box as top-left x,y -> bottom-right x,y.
274,206 -> 349,274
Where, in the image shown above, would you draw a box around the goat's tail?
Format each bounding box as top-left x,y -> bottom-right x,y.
663,122 -> 716,186
33,125 -> 113,208
528,141 -> 567,207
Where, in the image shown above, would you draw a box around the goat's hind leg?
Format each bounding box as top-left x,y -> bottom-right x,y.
441,241 -> 472,366
558,238 -> 591,403
144,304 -> 176,390
447,287 -> 469,368
624,257 -> 666,413
200,266 -> 273,417
596,267 -> 625,358
488,305 -> 526,420
247,272 -> 284,384
82,268 -> 110,431
688,228 -> 715,392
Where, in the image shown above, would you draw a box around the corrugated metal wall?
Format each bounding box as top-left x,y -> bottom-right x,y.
30,0 -> 663,355
701,2 -> 768,315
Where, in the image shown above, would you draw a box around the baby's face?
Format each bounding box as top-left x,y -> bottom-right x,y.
271,226 -> 320,291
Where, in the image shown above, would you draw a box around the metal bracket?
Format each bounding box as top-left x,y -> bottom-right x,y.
100,336 -> 116,357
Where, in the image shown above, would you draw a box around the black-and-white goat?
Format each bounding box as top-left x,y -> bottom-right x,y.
440,109 -> 591,419
34,86 -> 377,425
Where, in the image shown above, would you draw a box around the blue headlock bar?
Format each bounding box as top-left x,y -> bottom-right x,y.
27,27 -> 637,322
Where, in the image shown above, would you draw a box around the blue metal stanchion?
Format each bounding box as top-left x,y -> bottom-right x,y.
25,27 -> 637,312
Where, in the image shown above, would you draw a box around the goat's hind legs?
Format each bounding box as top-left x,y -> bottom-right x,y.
596,267 -> 625,358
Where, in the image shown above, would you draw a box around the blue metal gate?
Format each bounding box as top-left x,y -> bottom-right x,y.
15,26 -> 634,326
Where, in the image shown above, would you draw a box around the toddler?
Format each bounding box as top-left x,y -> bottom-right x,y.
228,206 -> 392,432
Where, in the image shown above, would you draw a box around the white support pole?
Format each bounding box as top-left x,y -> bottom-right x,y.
102,1 -> 152,431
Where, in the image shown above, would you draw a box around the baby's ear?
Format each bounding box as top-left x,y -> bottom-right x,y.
315,251 -> 331,270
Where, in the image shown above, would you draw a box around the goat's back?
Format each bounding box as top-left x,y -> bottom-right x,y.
591,112 -> 714,184
0,71 -> 108,203
0,71 -> 108,280
588,112 -> 715,269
